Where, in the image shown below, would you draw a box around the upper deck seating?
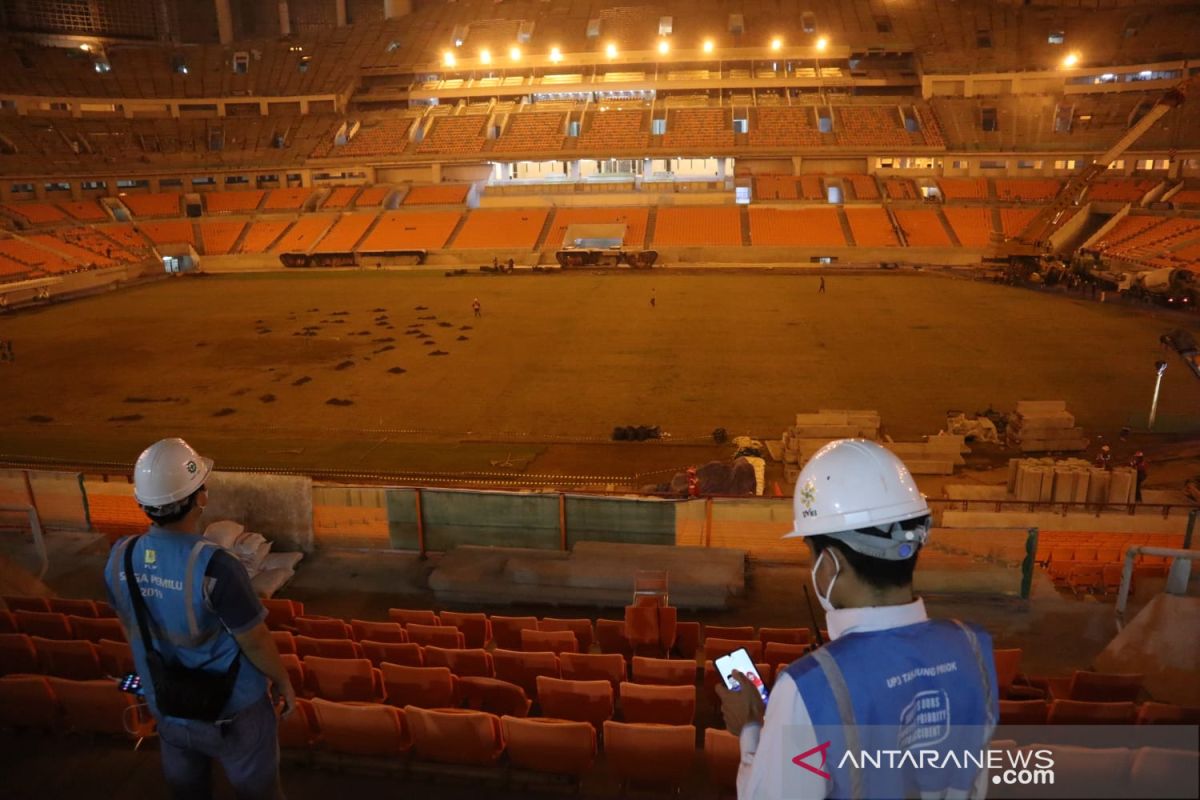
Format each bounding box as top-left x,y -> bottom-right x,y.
652,207 -> 741,247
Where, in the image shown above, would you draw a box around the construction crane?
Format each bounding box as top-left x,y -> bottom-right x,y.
1001,73 -> 1199,261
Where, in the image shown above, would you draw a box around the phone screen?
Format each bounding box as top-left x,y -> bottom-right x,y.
118,673 -> 143,695
714,647 -> 769,704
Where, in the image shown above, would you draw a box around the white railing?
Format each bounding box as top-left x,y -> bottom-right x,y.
1115,545 -> 1197,629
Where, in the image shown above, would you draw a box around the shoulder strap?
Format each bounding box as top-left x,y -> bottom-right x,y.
123,537 -> 161,658
951,619 -> 997,732
812,646 -> 864,800
184,540 -> 217,640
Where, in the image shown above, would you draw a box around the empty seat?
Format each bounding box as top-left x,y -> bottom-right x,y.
521,629 -> 577,655
262,598 -> 303,629
705,625 -> 756,641
280,654 -> 306,695
596,619 -> 632,658
672,621 -> 700,659
1136,702 -> 1200,725
96,639 -> 134,676
438,612 -> 491,649
1048,699 -> 1138,725
604,721 -> 697,788
993,648 -> 1023,696
406,623 -> 464,649
536,676 -> 614,729
48,599 -> 98,618
764,642 -> 808,665
458,676 -> 532,717
759,627 -> 810,647
295,617 -> 353,639
705,727 -> 741,791
15,610 -> 73,640
350,620 -> 406,643
34,637 -> 103,680
311,698 -> 410,756
0,633 -> 39,675
490,615 -> 538,650
624,605 -> 677,657
0,611 -> 14,634
302,656 -> 383,702
69,617 -> 125,644
538,618 -> 594,652
704,638 -> 761,662
0,674 -> 57,730
278,698 -> 316,749
405,706 -> 505,766
295,636 -> 363,660
381,664 -> 457,709
2,596 -> 50,613
502,716 -> 596,776
999,700 -> 1048,725
423,647 -> 494,678
1065,671 -> 1144,702
361,641 -> 423,669
387,608 -> 440,627
492,649 -> 559,699
271,631 -> 296,655
559,652 -> 626,689
49,677 -> 155,738
632,656 -> 696,686
620,682 -> 696,725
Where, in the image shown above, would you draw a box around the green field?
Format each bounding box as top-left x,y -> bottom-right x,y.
1,269 -> 1197,480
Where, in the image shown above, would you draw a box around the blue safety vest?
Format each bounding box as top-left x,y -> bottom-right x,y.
784,619 -> 998,800
104,527 -> 268,720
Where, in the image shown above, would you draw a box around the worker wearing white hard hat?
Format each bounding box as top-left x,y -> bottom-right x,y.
718,440 -> 998,800
105,438 -> 294,800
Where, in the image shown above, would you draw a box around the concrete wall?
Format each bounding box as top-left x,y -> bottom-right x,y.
200,471 -> 314,552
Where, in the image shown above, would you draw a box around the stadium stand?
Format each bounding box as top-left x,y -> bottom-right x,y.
496,112 -> 566,153
995,179 -> 1061,203
415,115 -> 488,156
121,193 -> 182,218
1088,178 -> 1158,203
198,222 -> 246,256
314,118 -> 415,159
402,185 -> 470,206
893,209 -> 953,247
884,179 -> 918,201
0,237 -> 77,274
747,107 -> 822,149
652,207 -> 741,247
845,207 -> 900,247
1,202 -> 67,225
357,211 -> 461,251
547,207 -> 649,248
452,208 -> 549,249
57,201 -> 108,222
353,186 -> 394,208
204,191 -> 265,214
577,109 -> 650,152
842,175 -> 881,201
263,189 -> 314,211
835,106 -> 928,148
662,108 -> 733,151
137,221 -> 195,246
239,221 -> 292,254
943,207 -> 995,247
748,208 -> 846,247
312,214 -> 374,253
321,187 -> 361,210
271,217 -> 333,253
999,209 -> 1040,239
938,178 -> 989,201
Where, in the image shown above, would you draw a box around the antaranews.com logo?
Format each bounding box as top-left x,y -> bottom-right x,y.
792,742 -> 1055,786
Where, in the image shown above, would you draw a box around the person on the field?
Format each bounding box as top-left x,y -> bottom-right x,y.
472,298 -> 482,317
1130,451 -> 1148,501
818,276 -> 826,293
1094,444 -> 1113,470
718,440 -> 998,800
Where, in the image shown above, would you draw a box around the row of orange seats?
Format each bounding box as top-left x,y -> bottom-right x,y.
1,633 -> 132,680
0,674 -> 155,740
1000,698 -> 1199,725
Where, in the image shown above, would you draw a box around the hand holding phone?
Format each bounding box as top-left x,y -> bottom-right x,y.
118,672 -> 144,696
714,648 -> 770,704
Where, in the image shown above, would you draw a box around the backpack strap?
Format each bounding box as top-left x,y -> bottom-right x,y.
812,646 -> 864,800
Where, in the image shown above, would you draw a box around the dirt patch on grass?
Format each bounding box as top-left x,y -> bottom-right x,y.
326,398 -> 354,406
212,408 -> 237,417
334,360 -> 355,371
26,415 -> 53,423
292,376 -> 312,386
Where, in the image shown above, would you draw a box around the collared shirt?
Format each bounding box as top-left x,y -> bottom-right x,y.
737,599 -> 932,800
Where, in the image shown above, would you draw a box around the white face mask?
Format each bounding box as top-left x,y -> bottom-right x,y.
811,548 -> 840,613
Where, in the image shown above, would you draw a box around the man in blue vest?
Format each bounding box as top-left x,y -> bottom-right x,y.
104,438 -> 296,800
718,439 -> 998,799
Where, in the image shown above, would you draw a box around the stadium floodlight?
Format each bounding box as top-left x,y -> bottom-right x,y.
1061,51 -> 1079,68
815,36 -> 829,52
443,51 -> 456,68
770,37 -> 783,51
550,46 -> 563,63
702,39 -> 715,54
79,43 -> 92,52
606,42 -> 618,59
480,48 -> 491,64
657,39 -> 670,55
509,46 -> 521,62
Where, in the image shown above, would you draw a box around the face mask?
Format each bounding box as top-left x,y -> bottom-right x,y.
811,549 -> 841,614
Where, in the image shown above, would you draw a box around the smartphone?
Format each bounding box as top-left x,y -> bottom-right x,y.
118,672 -> 144,696
714,647 -> 769,704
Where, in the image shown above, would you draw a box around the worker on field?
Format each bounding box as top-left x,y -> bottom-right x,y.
718,440 -> 998,799
1130,451 -> 1148,501
472,297 -> 482,317
104,438 -> 294,800
818,275 -> 826,293
1094,444 -> 1113,470
650,288 -> 656,309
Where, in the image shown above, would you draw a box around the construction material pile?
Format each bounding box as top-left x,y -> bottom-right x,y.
779,409 -> 881,482
1007,458 -> 1138,505
885,434 -> 968,476
1006,400 -> 1087,453
204,520 -> 304,597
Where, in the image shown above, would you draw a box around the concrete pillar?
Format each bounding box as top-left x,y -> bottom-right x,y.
431,163 -> 443,182
335,0 -> 347,26
214,0 -> 234,45
278,1 -> 291,37
170,103 -> 180,119
259,100 -> 269,116
570,161 -> 583,180
300,99 -> 310,114
217,102 -> 227,118
383,0 -> 412,19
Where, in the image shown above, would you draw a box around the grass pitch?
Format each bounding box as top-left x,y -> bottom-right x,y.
1,269 -> 1197,479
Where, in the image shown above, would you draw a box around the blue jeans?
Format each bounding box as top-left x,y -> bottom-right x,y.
156,695 -> 283,800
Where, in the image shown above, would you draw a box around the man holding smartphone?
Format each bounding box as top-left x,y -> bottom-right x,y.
717,439 -> 998,799
104,438 -> 296,800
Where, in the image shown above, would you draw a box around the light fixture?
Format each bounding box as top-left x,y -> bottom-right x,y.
480,48 -> 491,64
606,42 -> 618,59
443,51 -> 456,67
1062,51 -> 1079,68
550,46 -> 563,63
702,39 -> 715,54
815,36 -> 828,52
657,39 -> 670,55
509,46 -> 521,62
79,43 -> 92,52
770,37 -> 783,51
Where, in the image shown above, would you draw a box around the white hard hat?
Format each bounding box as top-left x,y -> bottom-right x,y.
783,439 -> 930,560
133,437 -> 213,507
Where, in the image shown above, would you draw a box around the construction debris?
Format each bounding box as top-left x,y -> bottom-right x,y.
1006,400 -> 1088,453
1007,457 -> 1138,505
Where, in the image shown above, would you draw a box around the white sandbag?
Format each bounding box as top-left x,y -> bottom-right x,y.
204,520 -> 245,550
251,568 -> 295,598
261,551 -> 303,571
232,531 -> 266,555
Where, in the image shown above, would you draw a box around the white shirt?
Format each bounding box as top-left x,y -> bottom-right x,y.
737,599 -> 990,800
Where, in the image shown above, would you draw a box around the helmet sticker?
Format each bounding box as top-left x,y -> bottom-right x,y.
799,479 -> 818,517
186,460 -> 197,474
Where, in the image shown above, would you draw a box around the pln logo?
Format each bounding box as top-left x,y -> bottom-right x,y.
799,480 -> 819,518
144,549 -> 157,565
792,741 -> 833,780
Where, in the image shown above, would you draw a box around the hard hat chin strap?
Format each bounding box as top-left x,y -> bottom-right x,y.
828,518 -> 929,561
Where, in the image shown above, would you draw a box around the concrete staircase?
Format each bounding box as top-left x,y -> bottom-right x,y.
837,209 -> 856,246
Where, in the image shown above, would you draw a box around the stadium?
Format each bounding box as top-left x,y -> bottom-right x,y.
0,0 -> 1198,798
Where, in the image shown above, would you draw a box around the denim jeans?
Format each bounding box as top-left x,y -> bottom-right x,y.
156,695 -> 282,800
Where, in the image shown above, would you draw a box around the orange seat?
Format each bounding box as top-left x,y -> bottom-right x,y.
492,649 -> 559,699
992,648 -> 1023,696
558,652 -> 626,689
49,677 -> 155,738
295,636 -> 363,660
999,700 -> 1048,725
759,627 -> 811,647
48,599 -> 98,618
1051,670 -> 1144,702
536,676 -> 614,729
302,656 -> 383,702
405,706 -> 505,766
271,631 -> 296,655
538,618 -> 594,652
69,617 -> 125,644
279,654 -> 306,695
501,716 -> 596,776
96,639 -> 134,676
604,721 -> 697,788
596,619 -> 632,658
704,625 -> 755,641
704,727 -> 741,791
423,646 -> 494,678
521,629 -> 577,655
624,606 -> 677,657
15,610 -> 73,640
632,656 -> 696,686
620,682 -> 696,725
672,621 -> 700,659
34,637 -> 103,680
387,608 -> 440,627
262,598 -> 303,630
0,633 -> 39,675
381,664 -> 457,709
763,642 -> 807,665
490,616 -> 539,650
406,623 -> 464,649
295,617 -> 353,639
350,620 -> 406,643
278,698 -> 317,749
1136,702 -> 1200,725
1048,699 -> 1138,725
438,612 -> 491,649
311,698 -> 410,756
2,596 -> 50,613
361,640 -> 423,669
0,674 -> 58,730
458,676 -> 532,717
704,638 -> 762,662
